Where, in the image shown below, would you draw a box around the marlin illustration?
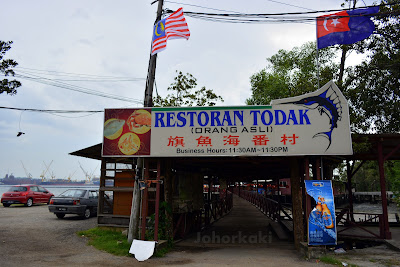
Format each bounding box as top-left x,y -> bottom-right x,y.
282,86 -> 342,150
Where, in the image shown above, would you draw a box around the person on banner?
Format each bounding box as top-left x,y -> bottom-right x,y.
317,6 -> 379,49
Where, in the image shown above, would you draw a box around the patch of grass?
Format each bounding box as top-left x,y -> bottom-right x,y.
77,227 -> 131,257
153,240 -> 174,257
320,255 -> 358,267
382,258 -> 400,266
320,255 -> 343,265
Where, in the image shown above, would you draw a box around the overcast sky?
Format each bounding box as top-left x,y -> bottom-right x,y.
0,0 -> 376,181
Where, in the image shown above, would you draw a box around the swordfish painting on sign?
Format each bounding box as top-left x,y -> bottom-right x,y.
102,81 -> 353,157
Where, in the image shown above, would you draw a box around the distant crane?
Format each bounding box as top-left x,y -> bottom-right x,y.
40,160 -> 53,182
20,161 -> 32,179
66,169 -> 77,182
79,162 -> 91,183
43,161 -> 56,180
79,162 -> 98,183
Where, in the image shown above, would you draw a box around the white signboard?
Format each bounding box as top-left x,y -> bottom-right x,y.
102,81 -> 353,157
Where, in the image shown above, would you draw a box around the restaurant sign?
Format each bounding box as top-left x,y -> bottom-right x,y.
102,81 -> 353,157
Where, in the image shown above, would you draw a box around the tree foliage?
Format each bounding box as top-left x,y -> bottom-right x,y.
343,0 -> 400,133
0,41 -> 21,95
153,71 -> 224,107
246,42 -> 338,105
247,1 -> 400,134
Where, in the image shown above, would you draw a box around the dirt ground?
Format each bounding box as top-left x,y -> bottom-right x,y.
1,204 -> 399,267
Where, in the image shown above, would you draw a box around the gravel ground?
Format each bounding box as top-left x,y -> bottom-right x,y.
0,204 -> 325,267
1,204 -> 399,267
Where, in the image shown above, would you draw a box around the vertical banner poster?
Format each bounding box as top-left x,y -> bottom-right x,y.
305,180 -> 337,246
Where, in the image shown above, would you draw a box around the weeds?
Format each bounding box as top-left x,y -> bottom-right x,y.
77,227 -> 131,257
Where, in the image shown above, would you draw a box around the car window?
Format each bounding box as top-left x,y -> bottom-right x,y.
59,189 -> 86,198
9,186 -> 27,192
38,186 -> 47,193
89,191 -> 98,199
30,186 -> 39,192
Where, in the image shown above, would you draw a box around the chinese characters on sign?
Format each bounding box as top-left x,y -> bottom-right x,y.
166,134 -> 299,148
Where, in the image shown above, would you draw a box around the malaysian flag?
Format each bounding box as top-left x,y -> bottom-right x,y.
151,8 -> 190,55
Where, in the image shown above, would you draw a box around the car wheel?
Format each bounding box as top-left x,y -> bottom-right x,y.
82,208 -> 91,219
25,198 -> 33,207
56,213 -> 65,219
3,203 -> 10,207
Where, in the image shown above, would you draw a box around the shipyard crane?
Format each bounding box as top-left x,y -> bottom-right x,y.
20,161 -> 32,179
43,161 -> 56,181
40,160 -> 53,182
66,169 -> 77,182
89,164 -> 99,182
79,162 -> 91,183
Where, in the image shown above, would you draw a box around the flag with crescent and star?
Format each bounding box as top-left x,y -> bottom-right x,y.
151,8 -> 190,55
317,6 -> 379,49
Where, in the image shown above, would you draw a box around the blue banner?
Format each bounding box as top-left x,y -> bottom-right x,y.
305,180 -> 336,245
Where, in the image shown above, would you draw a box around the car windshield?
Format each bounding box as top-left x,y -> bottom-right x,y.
59,189 -> 86,198
9,186 -> 27,192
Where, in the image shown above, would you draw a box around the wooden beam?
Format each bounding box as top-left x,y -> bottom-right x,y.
378,141 -> 392,239
290,158 -> 304,250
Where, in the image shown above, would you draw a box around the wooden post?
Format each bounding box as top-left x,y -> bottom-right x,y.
129,0 -> 164,242
128,158 -> 142,243
346,160 -> 355,222
164,159 -> 173,240
144,0 -> 164,107
154,160 -> 161,241
378,141 -> 391,239
304,157 -> 311,217
98,159 -> 106,216
290,158 -> 304,250
141,160 -> 150,240
316,157 -> 321,180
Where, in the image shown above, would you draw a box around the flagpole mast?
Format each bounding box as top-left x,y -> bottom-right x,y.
316,20 -> 320,89
128,0 -> 164,243
144,0 -> 164,108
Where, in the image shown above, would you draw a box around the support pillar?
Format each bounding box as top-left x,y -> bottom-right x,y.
164,159 -> 173,240
378,141 -> 391,239
303,157 -> 312,235
346,160 -> 355,222
291,158 -> 304,250
315,157 -> 321,180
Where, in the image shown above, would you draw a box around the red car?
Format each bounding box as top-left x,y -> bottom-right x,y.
1,185 -> 54,207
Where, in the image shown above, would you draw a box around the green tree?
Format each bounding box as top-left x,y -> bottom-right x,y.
343,0 -> 400,133
387,161 -> 400,206
0,41 -> 21,95
246,41 -> 338,105
247,1 -> 399,134
153,71 -> 224,107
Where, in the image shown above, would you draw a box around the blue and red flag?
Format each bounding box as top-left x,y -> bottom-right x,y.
151,8 -> 190,55
317,6 -> 379,49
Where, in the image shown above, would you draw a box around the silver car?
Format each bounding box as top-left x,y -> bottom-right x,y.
48,189 -> 98,219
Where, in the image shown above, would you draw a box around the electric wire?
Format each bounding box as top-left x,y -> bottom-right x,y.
0,106 -> 103,113
164,0 -> 243,13
263,0 -> 316,11
11,72 -> 144,104
164,3 -> 398,24
15,67 -> 146,82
